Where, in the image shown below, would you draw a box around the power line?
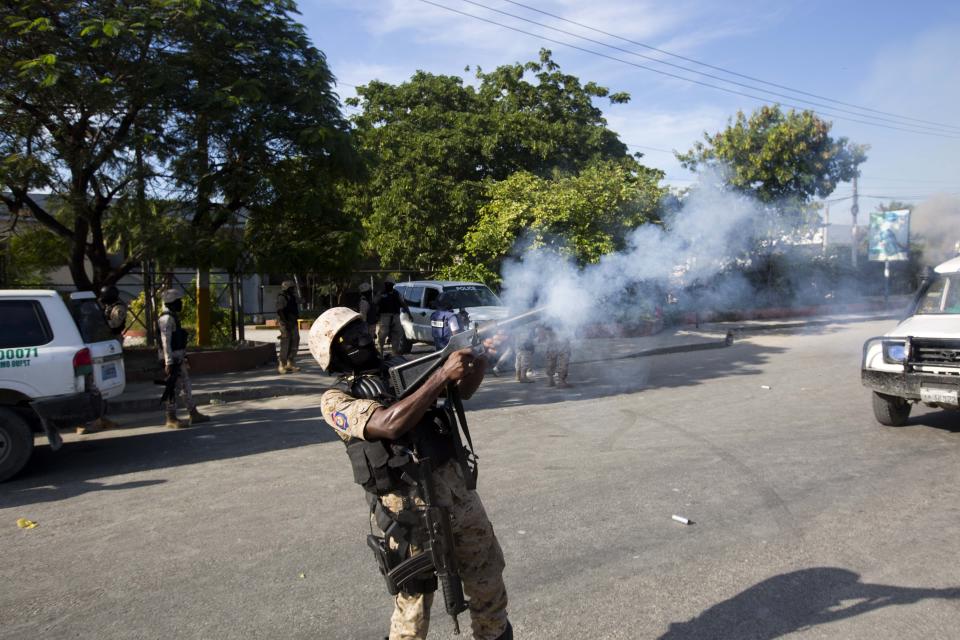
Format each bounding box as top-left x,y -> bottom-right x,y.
415,0 -> 960,139
453,0 -> 960,135
496,0 -> 960,133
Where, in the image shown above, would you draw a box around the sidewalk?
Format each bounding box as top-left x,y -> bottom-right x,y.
109,309 -> 901,415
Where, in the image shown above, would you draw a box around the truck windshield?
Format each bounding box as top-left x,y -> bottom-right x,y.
442,286 -> 502,308
68,298 -> 115,343
916,275 -> 960,314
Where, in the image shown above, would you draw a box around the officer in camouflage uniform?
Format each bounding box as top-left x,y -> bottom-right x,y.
276,280 -> 301,374
537,324 -> 571,388
309,308 -> 512,640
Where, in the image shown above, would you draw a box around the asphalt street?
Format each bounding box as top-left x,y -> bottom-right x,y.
3,319 -> 960,639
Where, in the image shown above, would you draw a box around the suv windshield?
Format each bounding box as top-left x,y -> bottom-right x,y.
916,275 -> 960,314
68,298 -> 115,342
442,285 -> 501,308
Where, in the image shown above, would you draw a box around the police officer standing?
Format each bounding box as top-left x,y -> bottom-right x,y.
429,293 -> 466,351
308,308 -> 513,640
377,276 -> 411,356
157,289 -> 211,429
276,280 -> 301,374
358,282 -> 378,338
100,285 -> 128,339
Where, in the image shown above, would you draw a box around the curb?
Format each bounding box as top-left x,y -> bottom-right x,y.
710,312 -> 900,335
110,384 -> 332,415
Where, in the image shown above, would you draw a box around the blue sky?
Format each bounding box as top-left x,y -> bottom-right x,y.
300,0 -> 960,225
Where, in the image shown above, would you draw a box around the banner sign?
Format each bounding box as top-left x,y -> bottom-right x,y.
868,209 -> 910,261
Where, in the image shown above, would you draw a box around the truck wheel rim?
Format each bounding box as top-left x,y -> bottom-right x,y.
0,429 -> 10,466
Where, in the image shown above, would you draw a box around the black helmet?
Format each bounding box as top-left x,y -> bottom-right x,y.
100,285 -> 119,304
435,293 -> 453,311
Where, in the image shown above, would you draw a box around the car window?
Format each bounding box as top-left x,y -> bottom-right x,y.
423,287 -> 441,310
402,286 -> 424,307
68,298 -> 115,343
442,285 -> 502,308
916,276 -> 960,314
0,300 -> 54,348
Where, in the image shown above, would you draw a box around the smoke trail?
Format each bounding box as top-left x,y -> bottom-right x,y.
497,169 -> 765,335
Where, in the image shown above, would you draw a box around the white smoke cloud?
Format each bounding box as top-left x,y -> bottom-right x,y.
912,194 -> 960,265
497,169 -> 763,335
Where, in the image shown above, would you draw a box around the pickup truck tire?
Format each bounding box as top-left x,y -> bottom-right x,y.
0,407 -> 34,482
872,392 -> 911,427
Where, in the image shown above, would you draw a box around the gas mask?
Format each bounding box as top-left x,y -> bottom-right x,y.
334,321 -> 380,373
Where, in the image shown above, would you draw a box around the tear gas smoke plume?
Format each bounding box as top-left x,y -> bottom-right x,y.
497,170 -> 764,336
911,195 -> 960,265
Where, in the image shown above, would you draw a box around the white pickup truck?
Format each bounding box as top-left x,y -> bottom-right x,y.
862,256 -> 960,426
0,290 -> 126,481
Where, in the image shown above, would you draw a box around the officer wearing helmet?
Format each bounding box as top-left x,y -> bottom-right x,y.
276,280 -> 301,374
377,276 -> 411,356
157,289 -> 211,429
99,285 -> 128,338
309,308 -> 512,640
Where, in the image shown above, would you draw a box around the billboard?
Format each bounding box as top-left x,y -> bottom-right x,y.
868,209 -> 910,261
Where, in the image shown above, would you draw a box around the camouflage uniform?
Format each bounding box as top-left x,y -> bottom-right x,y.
542,327 -> 571,386
513,327 -> 535,382
320,389 -> 510,640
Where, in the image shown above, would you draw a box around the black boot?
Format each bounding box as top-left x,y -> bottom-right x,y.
494,621 -> 513,640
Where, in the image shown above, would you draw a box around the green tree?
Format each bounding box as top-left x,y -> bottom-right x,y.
0,0 -> 355,291
444,159 -> 665,284
347,49 -> 636,270
677,105 -> 867,230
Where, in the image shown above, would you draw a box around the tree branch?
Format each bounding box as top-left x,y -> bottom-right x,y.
7,188 -> 74,239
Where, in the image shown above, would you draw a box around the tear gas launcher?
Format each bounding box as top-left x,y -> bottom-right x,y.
387,306 -> 545,399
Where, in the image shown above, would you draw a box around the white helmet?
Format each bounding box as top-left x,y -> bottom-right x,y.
309,307 -> 362,371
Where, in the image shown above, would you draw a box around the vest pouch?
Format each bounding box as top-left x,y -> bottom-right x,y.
345,441 -> 373,488
171,327 -> 188,351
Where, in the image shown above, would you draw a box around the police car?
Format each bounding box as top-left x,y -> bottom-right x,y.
393,281 -> 510,344
862,256 -> 960,426
0,290 -> 125,481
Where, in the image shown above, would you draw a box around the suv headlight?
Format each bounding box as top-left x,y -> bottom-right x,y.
882,340 -> 908,364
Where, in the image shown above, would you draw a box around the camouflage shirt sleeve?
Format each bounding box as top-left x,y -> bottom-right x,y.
320,389 -> 382,441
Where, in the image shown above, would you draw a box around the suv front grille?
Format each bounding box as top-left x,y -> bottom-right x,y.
911,339 -> 960,367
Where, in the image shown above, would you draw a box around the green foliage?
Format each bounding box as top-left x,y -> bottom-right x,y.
441,160 -> 666,285
677,105 -> 868,228
1,224 -> 70,286
1,0 -> 355,290
348,49 -> 637,271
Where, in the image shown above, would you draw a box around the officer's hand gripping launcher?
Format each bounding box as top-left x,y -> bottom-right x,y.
388,306 -> 545,398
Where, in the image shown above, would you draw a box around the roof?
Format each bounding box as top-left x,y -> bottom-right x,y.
394,280 -> 489,288
0,289 -> 59,297
934,256 -> 960,274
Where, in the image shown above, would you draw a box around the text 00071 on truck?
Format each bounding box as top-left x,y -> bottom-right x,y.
862,256 -> 960,426
0,290 -> 126,481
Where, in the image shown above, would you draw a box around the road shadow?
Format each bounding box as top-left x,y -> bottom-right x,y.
900,408 -> 960,433
1,406 -> 339,508
658,567 -> 960,640
467,340 -> 787,411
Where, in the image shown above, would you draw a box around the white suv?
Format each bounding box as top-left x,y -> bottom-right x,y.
0,290 -> 126,481
862,256 -> 960,426
393,281 -> 509,343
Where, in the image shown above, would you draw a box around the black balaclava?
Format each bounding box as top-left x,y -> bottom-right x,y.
167,298 -> 183,313
332,320 -> 381,373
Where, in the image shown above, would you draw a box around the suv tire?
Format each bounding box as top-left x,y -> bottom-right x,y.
0,407 -> 34,482
872,392 -> 911,427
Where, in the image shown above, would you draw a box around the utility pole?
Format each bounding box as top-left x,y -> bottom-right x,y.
850,173 -> 860,268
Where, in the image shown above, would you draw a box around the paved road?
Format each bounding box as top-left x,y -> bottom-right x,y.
3,320 -> 960,639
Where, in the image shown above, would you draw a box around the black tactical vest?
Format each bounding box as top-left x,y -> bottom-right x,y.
157,311 -> 188,351
344,406 -> 458,496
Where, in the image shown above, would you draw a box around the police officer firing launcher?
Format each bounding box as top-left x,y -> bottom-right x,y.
309,307 -> 513,640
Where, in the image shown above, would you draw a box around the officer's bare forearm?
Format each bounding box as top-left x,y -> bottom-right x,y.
456,356 -> 486,400
363,370 -> 448,440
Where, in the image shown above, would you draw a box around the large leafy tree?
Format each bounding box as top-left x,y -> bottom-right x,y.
446,159 -> 665,284
677,105 -> 867,231
347,49 -> 635,271
0,0 -> 354,291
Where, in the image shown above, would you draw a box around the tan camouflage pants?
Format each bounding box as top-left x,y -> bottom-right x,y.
546,346 -> 570,381
378,462 -> 509,640
164,358 -> 196,415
